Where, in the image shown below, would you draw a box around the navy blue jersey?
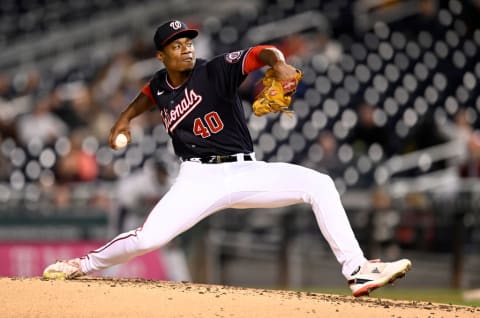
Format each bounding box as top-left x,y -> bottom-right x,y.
148,49 -> 254,158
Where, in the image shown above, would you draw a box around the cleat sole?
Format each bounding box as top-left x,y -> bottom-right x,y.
352,261 -> 412,297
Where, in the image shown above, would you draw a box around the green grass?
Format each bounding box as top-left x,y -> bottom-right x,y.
305,287 -> 480,307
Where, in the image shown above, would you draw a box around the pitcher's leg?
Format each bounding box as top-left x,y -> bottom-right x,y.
302,170 -> 367,278
81,164 -> 230,273
229,161 -> 366,278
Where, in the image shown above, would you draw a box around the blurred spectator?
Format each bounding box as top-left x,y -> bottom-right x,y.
459,131 -> 480,177
15,92 -> 69,146
438,108 -> 480,177
13,69 -> 41,97
313,33 -> 343,65
0,74 -> 31,137
0,73 -> 14,99
129,37 -> 155,61
55,129 -> 98,183
448,108 -> 475,143
314,130 -> 344,179
403,111 -> 449,154
348,102 -> 392,158
396,192 -> 436,251
0,132 -> 12,181
89,108 -> 116,143
366,188 -> 401,261
50,84 -> 94,131
104,87 -> 134,116
91,51 -> 136,108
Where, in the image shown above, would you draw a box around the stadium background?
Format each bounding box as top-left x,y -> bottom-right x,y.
0,0 -> 479,297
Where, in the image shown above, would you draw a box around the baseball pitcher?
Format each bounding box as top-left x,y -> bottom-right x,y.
43,20 -> 411,297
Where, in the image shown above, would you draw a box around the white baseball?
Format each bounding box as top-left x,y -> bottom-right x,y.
115,133 -> 128,148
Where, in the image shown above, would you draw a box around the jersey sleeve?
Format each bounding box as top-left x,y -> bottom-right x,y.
243,45 -> 275,73
141,83 -> 156,105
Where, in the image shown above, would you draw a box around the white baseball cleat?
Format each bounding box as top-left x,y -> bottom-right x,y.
348,258 -> 412,297
43,258 -> 85,279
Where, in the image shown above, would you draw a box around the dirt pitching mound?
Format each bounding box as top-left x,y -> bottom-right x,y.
1,277 -> 478,317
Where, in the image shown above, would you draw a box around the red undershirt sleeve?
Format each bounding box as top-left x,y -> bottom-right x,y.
243,45 -> 275,74
141,83 -> 156,105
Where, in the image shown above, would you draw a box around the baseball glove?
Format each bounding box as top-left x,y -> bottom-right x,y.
252,68 -> 303,116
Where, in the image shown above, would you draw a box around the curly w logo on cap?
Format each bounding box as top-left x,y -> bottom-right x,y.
169,21 -> 182,30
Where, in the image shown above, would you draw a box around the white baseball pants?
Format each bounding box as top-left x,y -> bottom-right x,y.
81,160 -> 366,278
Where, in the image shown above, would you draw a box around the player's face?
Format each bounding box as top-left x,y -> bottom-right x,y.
158,38 -> 196,72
